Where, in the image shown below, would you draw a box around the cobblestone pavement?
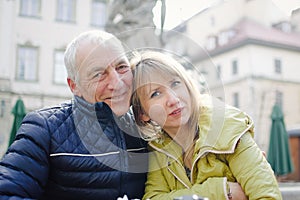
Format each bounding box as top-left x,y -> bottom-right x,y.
279,182 -> 300,200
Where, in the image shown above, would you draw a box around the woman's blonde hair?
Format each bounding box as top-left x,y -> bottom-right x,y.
130,50 -> 201,141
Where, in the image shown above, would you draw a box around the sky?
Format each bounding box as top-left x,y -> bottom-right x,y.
152,0 -> 300,30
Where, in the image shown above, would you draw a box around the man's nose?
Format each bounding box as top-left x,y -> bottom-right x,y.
107,68 -> 121,89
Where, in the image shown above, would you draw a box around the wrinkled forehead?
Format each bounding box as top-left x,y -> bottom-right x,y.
76,38 -> 127,71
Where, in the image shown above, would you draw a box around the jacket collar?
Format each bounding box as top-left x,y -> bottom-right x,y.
149,134 -> 183,161
72,96 -> 138,136
73,96 -> 114,129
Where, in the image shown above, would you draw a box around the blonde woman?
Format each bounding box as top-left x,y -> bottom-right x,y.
130,50 -> 282,200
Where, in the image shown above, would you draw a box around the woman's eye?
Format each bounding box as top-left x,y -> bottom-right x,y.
171,80 -> 181,87
150,91 -> 161,98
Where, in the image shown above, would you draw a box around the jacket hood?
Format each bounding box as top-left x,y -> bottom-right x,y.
196,98 -> 254,157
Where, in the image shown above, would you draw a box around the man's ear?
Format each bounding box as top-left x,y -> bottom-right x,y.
67,78 -> 80,95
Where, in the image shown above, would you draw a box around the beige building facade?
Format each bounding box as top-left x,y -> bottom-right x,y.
0,0 -> 108,157
0,0 -> 159,158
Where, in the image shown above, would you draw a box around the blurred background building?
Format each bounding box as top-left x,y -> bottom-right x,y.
163,0 -> 300,180
0,0 -> 300,180
0,0 -> 159,157
165,0 -> 300,151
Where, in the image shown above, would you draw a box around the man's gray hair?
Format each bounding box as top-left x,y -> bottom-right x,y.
64,30 -> 117,82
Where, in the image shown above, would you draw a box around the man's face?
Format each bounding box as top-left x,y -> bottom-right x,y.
69,39 -> 133,116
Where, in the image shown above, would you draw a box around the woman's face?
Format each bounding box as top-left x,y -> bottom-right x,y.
139,75 -> 192,135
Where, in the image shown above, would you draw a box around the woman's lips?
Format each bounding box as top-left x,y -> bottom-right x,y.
169,108 -> 183,116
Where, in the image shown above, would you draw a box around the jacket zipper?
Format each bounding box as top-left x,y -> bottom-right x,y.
149,143 -> 190,189
149,118 -> 253,187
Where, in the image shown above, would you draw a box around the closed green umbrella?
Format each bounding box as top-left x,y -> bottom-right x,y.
8,98 -> 26,146
267,104 -> 293,176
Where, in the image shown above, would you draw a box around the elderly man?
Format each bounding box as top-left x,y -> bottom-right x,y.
0,30 -> 148,200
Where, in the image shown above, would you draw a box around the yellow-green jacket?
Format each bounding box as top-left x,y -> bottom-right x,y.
143,98 -> 282,200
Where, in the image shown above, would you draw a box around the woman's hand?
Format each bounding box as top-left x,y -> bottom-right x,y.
228,182 -> 247,200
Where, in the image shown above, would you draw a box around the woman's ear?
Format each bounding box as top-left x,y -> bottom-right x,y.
141,113 -> 150,122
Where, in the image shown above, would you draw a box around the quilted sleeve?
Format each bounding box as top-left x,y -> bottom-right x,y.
0,111 -> 51,199
227,132 -> 282,200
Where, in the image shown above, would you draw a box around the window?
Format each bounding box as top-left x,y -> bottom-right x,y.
200,69 -> 208,75
274,59 -> 282,74
218,30 -> 235,46
233,92 -> 239,108
280,22 -> 291,33
19,0 -> 41,17
275,90 -> 283,108
232,60 -> 238,75
206,36 -> 216,50
91,0 -> 107,27
56,0 -> 76,22
16,46 -> 38,81
273,22 -> 292,33
216,65 -> 221,79
0,100 -> 5,117
210,16 -> 215,26
53,50 -> 68,85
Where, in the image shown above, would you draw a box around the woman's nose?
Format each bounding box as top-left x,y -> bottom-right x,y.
166,90 -> 180,107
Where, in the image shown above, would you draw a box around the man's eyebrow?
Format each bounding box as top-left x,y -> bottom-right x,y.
114,58 -> 129,66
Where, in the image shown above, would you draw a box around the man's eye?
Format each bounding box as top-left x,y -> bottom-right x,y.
150,91 -> 160,98
93,73 -> 101,78
93,72 -> 105,81
117,64 -> 130,73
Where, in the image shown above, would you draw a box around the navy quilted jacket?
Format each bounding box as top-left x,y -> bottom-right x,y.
0,96 -> 148,200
